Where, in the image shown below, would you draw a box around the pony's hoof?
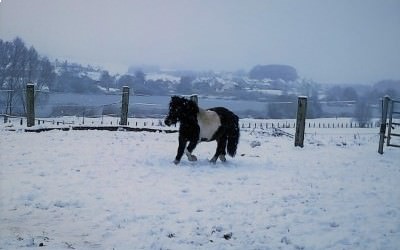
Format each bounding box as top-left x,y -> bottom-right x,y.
219,155 -> 226,162
188,155 -> 197,161
173,160 -> 180,165
209,158 -> 217,164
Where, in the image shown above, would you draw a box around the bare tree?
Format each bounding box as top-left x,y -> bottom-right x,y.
354,97 -> 372,127
99,70 -> 114,91
0,37 -> 55,115
4,37 -> 28,114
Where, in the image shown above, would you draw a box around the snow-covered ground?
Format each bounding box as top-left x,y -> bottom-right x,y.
0,124 -> 399,249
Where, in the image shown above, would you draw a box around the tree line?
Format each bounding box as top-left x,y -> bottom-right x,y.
0,37 -> 56,115
1,37 -> 397,123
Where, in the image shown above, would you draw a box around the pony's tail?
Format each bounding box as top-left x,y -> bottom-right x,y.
227,115 -> 240,157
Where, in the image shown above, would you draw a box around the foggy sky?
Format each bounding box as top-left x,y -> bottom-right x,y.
1,0 -> 399,84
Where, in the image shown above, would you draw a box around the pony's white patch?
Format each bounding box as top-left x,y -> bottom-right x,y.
197,108 -> 221,142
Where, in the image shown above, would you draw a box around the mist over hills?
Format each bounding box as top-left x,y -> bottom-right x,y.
1,37 -> 399,121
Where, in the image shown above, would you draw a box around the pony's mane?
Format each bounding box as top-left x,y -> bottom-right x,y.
171,96 -> 198,110
169,96 -> 199,122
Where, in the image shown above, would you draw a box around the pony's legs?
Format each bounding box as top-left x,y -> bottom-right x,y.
185,140 -> 198,161
210,136 -> 227,163
218,141 -> 227,162
174,136 -> 187,164
185,149 -> 197,161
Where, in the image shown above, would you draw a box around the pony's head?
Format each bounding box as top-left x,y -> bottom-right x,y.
164,96 -> 199,126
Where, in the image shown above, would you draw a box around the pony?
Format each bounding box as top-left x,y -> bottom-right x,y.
164,96 -> 240,164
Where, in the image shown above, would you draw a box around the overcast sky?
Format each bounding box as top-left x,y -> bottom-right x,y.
1,0 -> 399,84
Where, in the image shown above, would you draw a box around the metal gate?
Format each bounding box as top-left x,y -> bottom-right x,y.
387,98 -> 400,147
378,96 -> 400,154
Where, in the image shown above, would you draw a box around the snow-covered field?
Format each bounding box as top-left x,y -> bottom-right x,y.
0,124 -> 399,249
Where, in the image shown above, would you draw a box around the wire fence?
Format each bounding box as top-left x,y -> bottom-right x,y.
2,106 -> 399,150
3,89 -> 400,156
0,88 -> 383,117
0,114 -> 392,134
1,89 -> 398,134
0,90 -> 169,118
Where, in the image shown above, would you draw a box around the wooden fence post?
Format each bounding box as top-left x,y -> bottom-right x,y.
26,83 -> 35,127
378,95 -> 390,154
295,96 -> 307,147
120,86 -> 130,126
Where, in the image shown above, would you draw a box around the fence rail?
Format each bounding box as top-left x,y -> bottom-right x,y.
0,114 -> 387,132
3,85 -> 400,151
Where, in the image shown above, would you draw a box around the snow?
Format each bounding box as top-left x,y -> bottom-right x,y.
96,85 -> 120,94
0,124 -> 399,249
145,73 -> 180,83
246,88 -> 284,96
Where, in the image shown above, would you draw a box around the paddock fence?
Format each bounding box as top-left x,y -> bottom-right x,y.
1,84 -> 397,140
0,111 -> 383,132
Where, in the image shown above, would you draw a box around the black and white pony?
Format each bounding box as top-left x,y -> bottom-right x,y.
164,96 -> 240,164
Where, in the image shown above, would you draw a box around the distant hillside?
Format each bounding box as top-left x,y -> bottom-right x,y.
248,65 -> 298,82
373,80 -> 400,95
